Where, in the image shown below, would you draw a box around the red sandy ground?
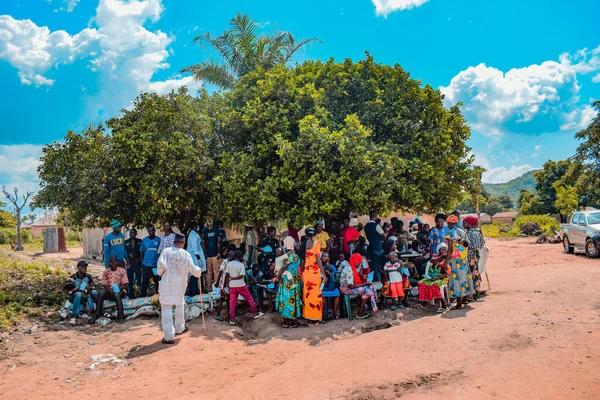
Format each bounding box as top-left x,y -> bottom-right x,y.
1,237 -> 599,399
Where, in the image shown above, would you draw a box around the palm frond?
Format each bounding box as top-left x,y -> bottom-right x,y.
180,61 -> 236,90
282,36 -> 322,64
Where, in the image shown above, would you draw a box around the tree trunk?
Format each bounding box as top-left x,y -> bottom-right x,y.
16,208 -> 23,251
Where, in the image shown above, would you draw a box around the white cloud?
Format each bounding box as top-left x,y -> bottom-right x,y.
66,0 -> 80,12
482,164 -> 536,184
0,15 -> 100,86
372,0 -> 430,17
148,76 -> 203,95
0,144 -> 43,196
530,145 -> 542,158
440,46 -> 600,137
593,73 -> 600,83
561,104 -> 596,131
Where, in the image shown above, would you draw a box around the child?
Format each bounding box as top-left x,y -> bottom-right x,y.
383,252 -> 404,309
226,249 -> 264,325
214,250 -> 235,322
246,263 -> 263,305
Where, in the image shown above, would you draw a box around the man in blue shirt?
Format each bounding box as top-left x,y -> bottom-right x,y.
140,225 -> 161,297
364,211 -> 386,282
186,223 -> 207,296
103,219 -> 128,269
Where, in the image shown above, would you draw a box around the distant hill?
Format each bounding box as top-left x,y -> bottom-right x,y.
484,170 -> 538,201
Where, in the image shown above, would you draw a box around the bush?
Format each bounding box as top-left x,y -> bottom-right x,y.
514,215 -> 559,237
481,222 -> 519,238
0,227 -> 31,245
66,230 -> 81,243
0,257 -> 68,330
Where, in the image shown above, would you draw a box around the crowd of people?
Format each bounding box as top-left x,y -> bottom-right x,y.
64,211 -> 487,343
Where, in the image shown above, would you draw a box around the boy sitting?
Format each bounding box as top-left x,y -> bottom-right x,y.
65,260 -> 99,325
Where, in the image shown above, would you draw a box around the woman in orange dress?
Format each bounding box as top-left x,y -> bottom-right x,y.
301,226 -> 325,325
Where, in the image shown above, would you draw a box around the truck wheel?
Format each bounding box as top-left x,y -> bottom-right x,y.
563,236 -> 574,254
585,239 -> 599,258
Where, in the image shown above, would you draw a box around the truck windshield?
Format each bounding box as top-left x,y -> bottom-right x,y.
588,212 -> 600,225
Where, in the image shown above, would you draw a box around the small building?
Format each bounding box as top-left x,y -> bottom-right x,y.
492,211 -> 519,224
31,214 -> 58,238
463,213 -> 492,224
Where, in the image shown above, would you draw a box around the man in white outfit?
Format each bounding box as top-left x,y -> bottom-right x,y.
157,233 -> 201,344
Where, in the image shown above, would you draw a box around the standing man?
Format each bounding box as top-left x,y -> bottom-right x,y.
91,256 -> 128,323
203,219 -> 225,291
187,223 -> 207,296
140,225 -> 161,297
364,211 -> 386,282
244,224 -> 258,267
157,234 -> 202,344
125,228 -> 142,298
158,221 -> 176,254
103,219 -> 128,269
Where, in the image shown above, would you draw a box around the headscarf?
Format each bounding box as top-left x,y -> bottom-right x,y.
315,220 -> 324,227
349,253 -> 364,285
283,236 -> 296,252
437,242 -> 448,253
446,215 -> 459,224
110,219 -> 122,229
463,215 -> 478,227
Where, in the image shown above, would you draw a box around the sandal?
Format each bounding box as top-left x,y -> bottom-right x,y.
436,308 -> 446,313
391,305 -> 397,311
282,324 -> 290,329
356,314 -> 371,319
103,312 -> 112,318
161,338 -> 175,344
289,322 -> 299,328
215,315 -> 224,322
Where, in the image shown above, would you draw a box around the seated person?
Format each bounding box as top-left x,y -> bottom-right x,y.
65,260 -> 99,325
418,243 -> 449,312
339,254 -> 379,319
258,257 -> 277,311
321,252 -> 340,319
246,262 -> 263,305
90,256 -> 128,324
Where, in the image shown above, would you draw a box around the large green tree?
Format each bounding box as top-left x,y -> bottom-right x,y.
36,56 -> 477,229
35,88 -> 218,231
182,13 -> 320,90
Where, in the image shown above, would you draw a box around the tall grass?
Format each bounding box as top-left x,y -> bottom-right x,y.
0,257 -> 68,330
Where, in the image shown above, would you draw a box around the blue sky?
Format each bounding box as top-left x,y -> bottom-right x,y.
1,0 -> 599,203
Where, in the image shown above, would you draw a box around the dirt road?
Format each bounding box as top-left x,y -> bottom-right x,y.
1,238 -> 599,399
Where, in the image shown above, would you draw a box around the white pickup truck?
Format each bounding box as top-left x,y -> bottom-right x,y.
560,210 -> 600,258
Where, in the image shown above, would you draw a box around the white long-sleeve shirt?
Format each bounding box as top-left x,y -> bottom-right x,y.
157,247 -> 201,305
187,230 -> 207,271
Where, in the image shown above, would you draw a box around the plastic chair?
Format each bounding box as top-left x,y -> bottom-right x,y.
322,289 -> 340,321
343,294 -> 359,321
478,246 -> 491,291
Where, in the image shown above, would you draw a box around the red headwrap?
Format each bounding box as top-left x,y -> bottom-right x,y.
463,215 -> 479,227
349,253 -> 365,284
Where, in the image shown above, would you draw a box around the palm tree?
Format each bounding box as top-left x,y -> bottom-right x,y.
181,13 -> 320,90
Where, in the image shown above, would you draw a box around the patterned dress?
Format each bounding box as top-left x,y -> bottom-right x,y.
466,229 -> 486,295
447,243 -> 474,299
428,227 -> 449,255
302,240 -> 323,321
276,253 -> 303,320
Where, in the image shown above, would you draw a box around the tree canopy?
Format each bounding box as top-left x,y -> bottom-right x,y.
35,55 -> 477,231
